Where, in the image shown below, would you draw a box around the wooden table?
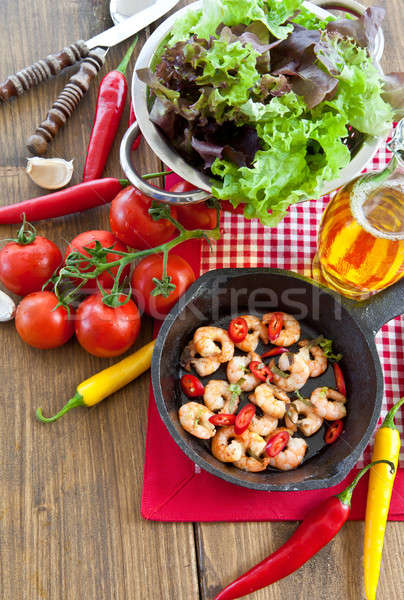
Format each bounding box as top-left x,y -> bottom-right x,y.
0,1 -> 403,598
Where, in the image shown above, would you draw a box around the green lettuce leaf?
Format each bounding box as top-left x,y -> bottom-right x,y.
291,6 -> 335,30
321,38 -> 394,135
169,0 -> 304,45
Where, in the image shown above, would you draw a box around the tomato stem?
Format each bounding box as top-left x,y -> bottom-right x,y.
56,204 -> 221,306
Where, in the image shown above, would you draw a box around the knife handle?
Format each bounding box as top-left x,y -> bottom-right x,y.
26,48 -> 106,155
0,40 -> 89,103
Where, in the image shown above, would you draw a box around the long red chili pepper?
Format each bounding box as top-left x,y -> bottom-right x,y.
82,38 -> 138,182
0,178 -> 127,224
214,460 -> 394,600
129,103 -> 142,151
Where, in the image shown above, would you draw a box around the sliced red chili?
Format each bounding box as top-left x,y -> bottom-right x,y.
228,316 -> 248,343
234,404 -> 256,435
268,312 -> 283,342
333,363 -> 346,396
265,431 -> 290,457
180,374 -> 204,398
249,361 -> 273,383
325,419 -> 344,444
261,347 -> 288,358
209,414 -> 236,427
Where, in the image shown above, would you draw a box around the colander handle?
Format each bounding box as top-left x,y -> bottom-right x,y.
120,122 -> 212,205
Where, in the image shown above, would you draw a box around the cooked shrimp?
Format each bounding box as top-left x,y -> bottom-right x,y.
311,387 -> 347,420
249,383 -> 287,419
235,315 -> 268,352
267,434 -> 307,471
226,352 -> 261,391
262,312 -> 300,346
181,341 -> 221,377
249,413 -> 278,436
233,431 -> 270,472
193,326 -> 234,362
269,351 -> 310,392
285,400 -> 323,437
299,340 -> 327,377
179,402 -> 216,439
204,380 -> 239,414
267,383 -> 291,404
211,426 -> 244,462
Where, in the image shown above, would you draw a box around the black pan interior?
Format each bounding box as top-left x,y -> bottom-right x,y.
152,269 -> 382,491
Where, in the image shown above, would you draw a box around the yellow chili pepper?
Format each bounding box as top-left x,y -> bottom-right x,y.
36,340 -> 156,423
364,396 -> 404,600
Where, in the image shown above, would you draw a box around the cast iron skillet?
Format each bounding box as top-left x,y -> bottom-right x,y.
151,269 -> 404,491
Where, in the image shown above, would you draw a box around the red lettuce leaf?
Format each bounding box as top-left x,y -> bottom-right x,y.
326,7 -> 385,56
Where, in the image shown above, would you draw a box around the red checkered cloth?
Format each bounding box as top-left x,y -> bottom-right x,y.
141,135 -> 404,521
200,141 -> 404,469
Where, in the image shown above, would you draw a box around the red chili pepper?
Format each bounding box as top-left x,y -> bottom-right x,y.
214,460 -> 395,600
234,404 -> 256,435
325,419 -> 344,444
209,414 -> 236,427
249,361 -> 273,383
0,178 -> 127,224
82,38 -> 138,182
228,317 -> 248,343
265,431 -> 290,457
268,312 -> 283,342
333,362 -> 346,396
180,374 -> 204,398
129,103 -> 142,151
260,347 -> 288,358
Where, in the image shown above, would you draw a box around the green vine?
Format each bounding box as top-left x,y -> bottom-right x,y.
52,201 -> 221,308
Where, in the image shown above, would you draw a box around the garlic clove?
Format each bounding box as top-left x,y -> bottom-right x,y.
26,157 -> 74,190
0,290 -> 16,322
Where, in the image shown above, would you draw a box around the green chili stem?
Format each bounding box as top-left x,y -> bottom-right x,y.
36,392 -> 85,423
337,460 -> 395,506
142,170 -> 173,180
381,397 -> 404,431
115,36 -> 138,75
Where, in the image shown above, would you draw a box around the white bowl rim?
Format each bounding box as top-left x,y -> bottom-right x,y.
130,0 -> 386,198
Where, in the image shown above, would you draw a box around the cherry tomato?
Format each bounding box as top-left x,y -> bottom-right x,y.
110,186 -> 178,249
15,291 -> 74,349
234,404 -> 256,435
268,312 -> 283,342
65,230 -> 129,292
169,181 -> 218,230
180,374 -> 204,397
0,236 -> 62,296
265,431 -> 290,457
74,292 -> 141,358
333,363 -> 346,396
228,316 -> 248,343
131,254 -> 195,319
249,361 -> 273,383
209,414 -> 236,427
325,419 -> 344,444
261,347 -> 288,358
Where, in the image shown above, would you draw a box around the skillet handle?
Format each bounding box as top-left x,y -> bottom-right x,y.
348,278 -> 404,336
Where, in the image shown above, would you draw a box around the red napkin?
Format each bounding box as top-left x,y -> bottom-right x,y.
141,170 -> 404,522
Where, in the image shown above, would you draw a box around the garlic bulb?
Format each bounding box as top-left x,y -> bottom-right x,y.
26,157 -> 74,190
0,290 -> 16,322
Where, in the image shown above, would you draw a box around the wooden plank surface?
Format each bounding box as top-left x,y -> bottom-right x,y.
0,1 -> 403,600
0,1 -> 199,599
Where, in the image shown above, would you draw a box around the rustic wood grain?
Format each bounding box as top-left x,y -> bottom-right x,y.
1,1 -> 403,600
0,1 -> 198,599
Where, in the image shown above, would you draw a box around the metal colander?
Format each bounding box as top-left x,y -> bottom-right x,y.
120,0 -> 386,205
